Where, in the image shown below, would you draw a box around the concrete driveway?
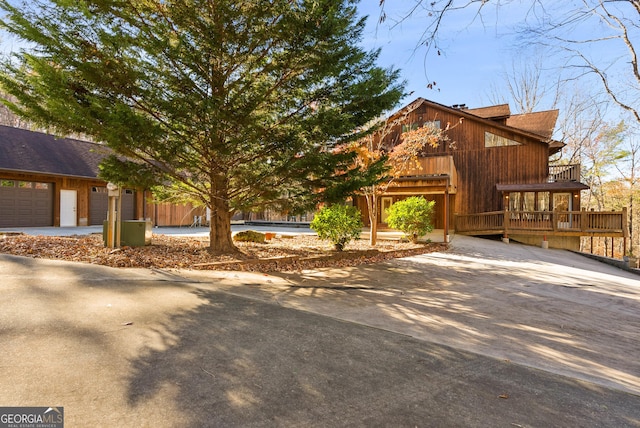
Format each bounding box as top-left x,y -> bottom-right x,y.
0,235 -> 639,426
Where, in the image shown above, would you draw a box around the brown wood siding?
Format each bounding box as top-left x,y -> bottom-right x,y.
355,194 -> 455,230
149,202 -> 206,227
0,171 -> 105,226
384,104 -> 551,216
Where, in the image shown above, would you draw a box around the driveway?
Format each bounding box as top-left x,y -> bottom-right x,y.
0,235 -> 638,426
243,235 -> 640,397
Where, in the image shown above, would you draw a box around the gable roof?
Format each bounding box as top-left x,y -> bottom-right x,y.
0,125 -> 111,178
506,110 -> 559,140
466,104 -> 511,120
388,98 -> 564,154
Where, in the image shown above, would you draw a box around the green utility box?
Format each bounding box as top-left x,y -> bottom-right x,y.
103,220 -> 152,247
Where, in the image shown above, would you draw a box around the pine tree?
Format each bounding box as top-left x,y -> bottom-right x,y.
0,0 -> 403,253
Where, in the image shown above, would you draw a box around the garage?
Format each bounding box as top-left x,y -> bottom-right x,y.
0,179 -> 53,227
89,186 -> 136,225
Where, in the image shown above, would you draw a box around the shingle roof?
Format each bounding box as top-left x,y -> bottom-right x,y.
0,125 -> 111,178
506,110 -> 559,140
466,104 -> 511,119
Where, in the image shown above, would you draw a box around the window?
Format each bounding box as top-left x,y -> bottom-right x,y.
18,181 -> 33,188
402,120 -> 441,133
522,192 -> 535,212
508,192 -> 521,211
34,182 -> 49,190
1,180 -> 15,187
537,192 -> 550,211
401,122 -> 421,133
485,132 -> 521,147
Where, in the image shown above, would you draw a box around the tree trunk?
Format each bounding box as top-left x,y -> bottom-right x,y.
208,176 -> 237,254
208,206 -> 236,253
365,193 -> 378,246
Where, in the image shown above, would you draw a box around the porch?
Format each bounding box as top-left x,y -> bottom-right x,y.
455,209 -> 629,254
455,209 -> 627,237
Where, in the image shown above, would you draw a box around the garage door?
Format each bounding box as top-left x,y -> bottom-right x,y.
0,179 -> 53,227
90,187 -> 136,225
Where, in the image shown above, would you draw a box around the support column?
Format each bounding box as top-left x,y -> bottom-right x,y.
443,178 -> 449,243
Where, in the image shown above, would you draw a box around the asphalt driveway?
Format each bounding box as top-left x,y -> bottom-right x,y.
0,235 -> 639,427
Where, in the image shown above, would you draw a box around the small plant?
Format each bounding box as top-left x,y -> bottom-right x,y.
386,196 -> 435,243
233,230 -> 266,243
310,204 -> 363,251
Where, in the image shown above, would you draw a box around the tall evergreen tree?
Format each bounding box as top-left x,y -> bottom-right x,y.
0,0 -> 403,253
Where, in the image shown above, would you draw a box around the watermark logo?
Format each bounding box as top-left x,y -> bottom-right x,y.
0,407 -> 63,428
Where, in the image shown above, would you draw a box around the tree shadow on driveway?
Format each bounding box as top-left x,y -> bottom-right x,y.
125,288 -> 640,427
263,246 -> 640,397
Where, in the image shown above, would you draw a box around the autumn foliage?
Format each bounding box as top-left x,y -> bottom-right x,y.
351,106 -> 458,245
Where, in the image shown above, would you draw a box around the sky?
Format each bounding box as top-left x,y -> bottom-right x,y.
0,1 -> 632,120
354,0 -> 637,117
356,1 -> 526,110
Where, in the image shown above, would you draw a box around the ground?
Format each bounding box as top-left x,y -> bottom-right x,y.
0,232 -> 446,272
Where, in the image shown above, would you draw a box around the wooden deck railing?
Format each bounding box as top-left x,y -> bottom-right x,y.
548,164 -> 581,182
455,209 -> 628,237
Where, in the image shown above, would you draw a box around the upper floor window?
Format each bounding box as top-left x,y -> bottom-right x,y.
402,120 -> 441,133
402,122 -> 420,133
485,131 -> 521,147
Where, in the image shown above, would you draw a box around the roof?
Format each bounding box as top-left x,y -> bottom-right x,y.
506,110 -> 559,140
0,125 -> 111,178
466,104 -> 511,120
496,182 -> 590,192
388,98 -> 565,154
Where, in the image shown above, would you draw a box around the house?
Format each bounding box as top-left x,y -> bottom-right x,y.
353,98 -> 627,251
0,125 -> 203,228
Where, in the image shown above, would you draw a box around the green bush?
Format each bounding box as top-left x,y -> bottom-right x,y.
310,204 -> 363,251
233,230 -> 266,243
386,197 -> 435,243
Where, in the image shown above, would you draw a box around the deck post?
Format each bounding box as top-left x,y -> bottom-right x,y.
503,202 -> 509,243
443,178 -> 450,243
611,237 -> 615,258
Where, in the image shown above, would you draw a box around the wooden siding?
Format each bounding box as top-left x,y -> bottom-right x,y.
383,103 -> 551,216
0,170 -> 106,226
149,201 -> 206,227
0,170 -> 203,227
356,194 -> 455,230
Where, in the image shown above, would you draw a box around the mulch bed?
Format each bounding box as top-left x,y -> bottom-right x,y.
0,233 -> 447,272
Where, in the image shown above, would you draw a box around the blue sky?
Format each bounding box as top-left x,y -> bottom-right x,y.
356,2 -> 523,109
356,0 -> 638,124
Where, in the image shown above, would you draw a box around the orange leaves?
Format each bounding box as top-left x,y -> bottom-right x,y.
399,123 -> 443,150
350,140 -> 384,169
386,123 -> 449,177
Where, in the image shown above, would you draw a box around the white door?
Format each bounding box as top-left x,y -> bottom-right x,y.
60,189 -> 77,227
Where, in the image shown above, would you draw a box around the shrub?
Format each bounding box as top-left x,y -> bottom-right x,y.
233,230 -> 266,243
310,204 -> 363,251
386,197 -> 435,243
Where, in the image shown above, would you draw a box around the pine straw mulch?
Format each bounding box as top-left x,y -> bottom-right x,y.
0,232 -> 447,273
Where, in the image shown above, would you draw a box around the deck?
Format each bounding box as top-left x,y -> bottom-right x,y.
455,209 -> 628,238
